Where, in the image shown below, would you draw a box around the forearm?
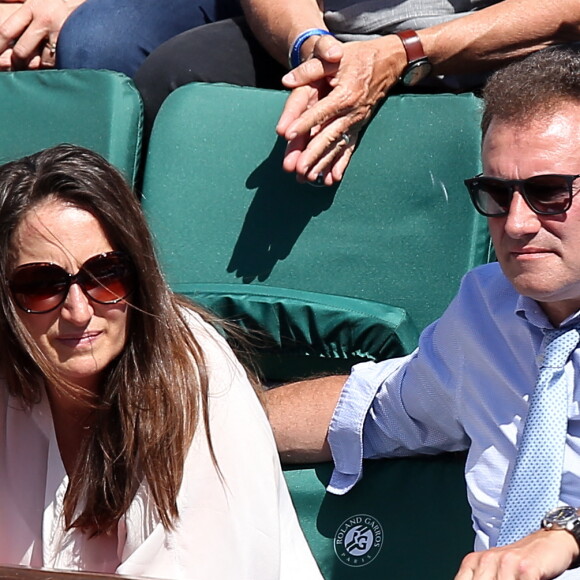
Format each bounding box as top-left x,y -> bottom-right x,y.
264,375 -> 346,463
421,0 -> 580,75
240,0 -> 325,66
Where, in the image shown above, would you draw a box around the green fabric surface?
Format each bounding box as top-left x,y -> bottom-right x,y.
284,454 -> 473,579
141,84 -> 485,579
0,70 -> 142,185
182,283 -> 419,381
143,84 -> 491,335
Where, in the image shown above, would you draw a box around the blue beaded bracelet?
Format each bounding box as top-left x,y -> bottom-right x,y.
288,28 -> 334,69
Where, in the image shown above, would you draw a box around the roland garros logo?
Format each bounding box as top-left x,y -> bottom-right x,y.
333,514 -> 383,567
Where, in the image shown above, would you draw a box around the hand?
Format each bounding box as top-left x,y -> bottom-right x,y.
455,529 -> 579,579
0,2 -> 21,69
0,0 -> 82,70
276,33 -> 407,186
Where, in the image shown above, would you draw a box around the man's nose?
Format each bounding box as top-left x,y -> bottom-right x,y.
503,190 -> 542,238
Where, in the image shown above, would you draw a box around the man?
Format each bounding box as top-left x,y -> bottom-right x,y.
267,43 -> 580,579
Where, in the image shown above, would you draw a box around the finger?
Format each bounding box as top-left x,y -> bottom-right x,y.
330,137 -> 357,182
295,120 -> 359,177
311,33 -> 343,63
281,56 -> 339,89
0,47 -> 13,70
0,4 -> 31,53
293,127 -> 355,185
38,36 -> 57,67
282,133 -> 310,174
284,83 -> 357,141
276,84 -> 319,137
304,132 -> 354,179
26,52 -> 42,69
12,22 -> 51,63
304,138 -> 353,184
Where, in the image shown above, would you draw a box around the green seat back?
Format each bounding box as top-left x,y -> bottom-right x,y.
0,70 -> 142,184
142,83 -> 490,333
142,83 -> 483,578
285,455 -> 473,579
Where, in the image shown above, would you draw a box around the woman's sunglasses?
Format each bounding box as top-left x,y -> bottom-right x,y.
464,173 -> 580,217
9,251 -> 135,314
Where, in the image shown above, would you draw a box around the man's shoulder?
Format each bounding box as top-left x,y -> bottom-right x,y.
456,262 -> 519,310
464,262 -> 513,290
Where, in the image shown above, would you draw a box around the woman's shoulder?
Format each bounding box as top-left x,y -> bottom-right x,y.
179,305 -> 254,396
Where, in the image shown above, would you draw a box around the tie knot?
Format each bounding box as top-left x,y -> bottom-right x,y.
542,328 -> 580,368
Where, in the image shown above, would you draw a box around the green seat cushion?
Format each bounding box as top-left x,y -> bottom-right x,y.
182,284 -> 419,382
284,454 -> 473,579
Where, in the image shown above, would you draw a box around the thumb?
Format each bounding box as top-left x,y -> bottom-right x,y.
312,33 -> 343,63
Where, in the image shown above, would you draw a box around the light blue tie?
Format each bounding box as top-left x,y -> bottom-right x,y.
496,327 -> 579,546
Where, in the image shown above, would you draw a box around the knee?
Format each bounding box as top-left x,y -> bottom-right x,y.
57,0 -> 147,77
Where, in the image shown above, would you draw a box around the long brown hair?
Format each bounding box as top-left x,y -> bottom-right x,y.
0,144 -> 217,535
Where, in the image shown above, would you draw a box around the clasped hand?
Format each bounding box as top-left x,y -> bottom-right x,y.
0,0 -> 77,70
276,33 -> 405,186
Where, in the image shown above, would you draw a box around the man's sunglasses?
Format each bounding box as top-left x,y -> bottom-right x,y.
464,173 -> 580,217
9,251 -> 135,314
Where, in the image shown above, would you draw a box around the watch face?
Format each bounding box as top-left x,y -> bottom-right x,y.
401,59 -> 433,87
548,506 -> 577,522
543,506 -> 578,529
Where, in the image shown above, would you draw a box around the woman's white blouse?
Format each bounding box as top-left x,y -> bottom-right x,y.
0,311 -> 322,579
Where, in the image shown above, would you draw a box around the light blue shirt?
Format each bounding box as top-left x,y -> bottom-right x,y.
328,262 -> 580,557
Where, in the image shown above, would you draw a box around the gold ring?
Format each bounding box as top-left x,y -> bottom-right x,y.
46,41 -> 57,56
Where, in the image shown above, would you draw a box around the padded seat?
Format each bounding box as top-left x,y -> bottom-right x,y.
286,454 -> 473,579
0,70 -> 142,184
142,83 -> 484,579
142,83 -> 491,335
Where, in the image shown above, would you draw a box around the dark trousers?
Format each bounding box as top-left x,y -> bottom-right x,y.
134,17 -> 287,137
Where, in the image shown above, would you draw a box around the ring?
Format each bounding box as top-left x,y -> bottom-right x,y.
46,41 -> 57,56
340,132 -> 351,146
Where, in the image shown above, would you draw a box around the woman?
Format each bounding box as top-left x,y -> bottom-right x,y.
0,144 -> 321,579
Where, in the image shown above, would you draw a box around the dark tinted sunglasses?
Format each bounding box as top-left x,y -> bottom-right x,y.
464,173 -> 580,217
9,251 -> 135,314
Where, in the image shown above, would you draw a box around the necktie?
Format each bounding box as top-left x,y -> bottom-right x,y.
496,327 -> 580,546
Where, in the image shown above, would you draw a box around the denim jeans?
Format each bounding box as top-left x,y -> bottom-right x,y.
56,0 -> 242,77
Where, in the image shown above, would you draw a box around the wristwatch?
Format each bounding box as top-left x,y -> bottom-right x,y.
395,30 -> 433,87
541,506 -> 580,547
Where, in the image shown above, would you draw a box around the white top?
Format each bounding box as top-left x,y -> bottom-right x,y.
328,263 -> 580,578
0,310 -> 322,580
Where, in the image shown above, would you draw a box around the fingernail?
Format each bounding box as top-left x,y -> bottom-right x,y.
307,173 -> 326,188
282,72 -> 295,83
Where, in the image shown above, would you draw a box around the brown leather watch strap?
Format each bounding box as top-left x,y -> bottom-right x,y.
395,30 -> 426,64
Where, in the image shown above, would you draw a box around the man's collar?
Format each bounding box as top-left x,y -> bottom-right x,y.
516,295 -> 580,330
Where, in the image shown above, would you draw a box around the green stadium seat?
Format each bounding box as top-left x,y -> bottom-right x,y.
0,70 -> 142,185
142,83 -> 491,334
142,83 -> 486,578
285,454 -> 472,579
